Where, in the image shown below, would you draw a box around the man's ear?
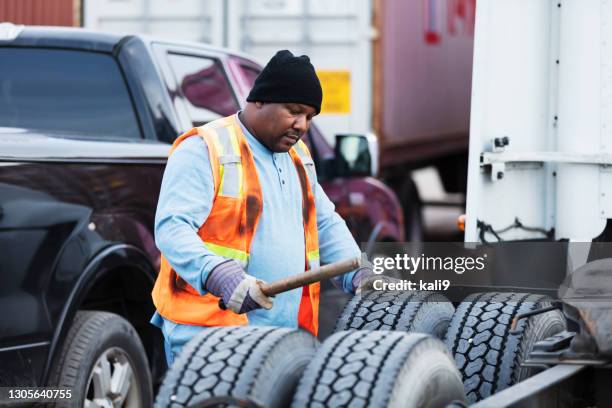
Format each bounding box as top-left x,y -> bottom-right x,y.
255,101 -> 264,109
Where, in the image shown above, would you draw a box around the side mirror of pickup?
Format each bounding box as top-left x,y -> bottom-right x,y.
334,133 -> 379,178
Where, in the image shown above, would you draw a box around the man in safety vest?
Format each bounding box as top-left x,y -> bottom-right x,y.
151,50 -> 374,364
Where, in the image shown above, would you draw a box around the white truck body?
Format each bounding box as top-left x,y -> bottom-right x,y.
465,0 -> 612,244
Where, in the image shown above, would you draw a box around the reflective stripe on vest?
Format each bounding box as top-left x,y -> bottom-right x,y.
152,114 -> 321,335
292,140 -> 321,271
198,121 -> 254,268
294,140 -> 318,197
288,142 -> 321,335
213,125 -> 243,198
203,242 -> 248,269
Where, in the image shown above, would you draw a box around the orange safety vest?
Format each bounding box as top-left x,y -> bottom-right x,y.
151,115 -> 321,335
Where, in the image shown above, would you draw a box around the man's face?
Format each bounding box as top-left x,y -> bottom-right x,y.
253,103 -> 317,152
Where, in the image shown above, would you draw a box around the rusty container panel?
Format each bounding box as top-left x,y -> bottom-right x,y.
375,0 -> 475,162
0,0 -> 79,27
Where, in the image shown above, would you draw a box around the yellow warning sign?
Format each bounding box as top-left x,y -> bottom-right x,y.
317,70 -> 351,114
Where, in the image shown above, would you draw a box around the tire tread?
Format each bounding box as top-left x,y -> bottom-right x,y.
155,326 -> 316,407
292,331 -> 431,407
334,291 -> 454,338
444,292 -> 564,402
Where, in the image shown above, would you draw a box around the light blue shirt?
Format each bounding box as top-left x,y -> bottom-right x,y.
151,114 -> 361,333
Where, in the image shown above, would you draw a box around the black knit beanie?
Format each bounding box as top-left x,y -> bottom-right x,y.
247,50 -> 322,114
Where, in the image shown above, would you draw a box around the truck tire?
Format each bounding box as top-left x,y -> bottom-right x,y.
292,330 -> 466,408
444,292 -> 566,403
334,290 -> 454,339
399,177 -> 424,242
48,311 -> 152,408
154,326 -> 318,408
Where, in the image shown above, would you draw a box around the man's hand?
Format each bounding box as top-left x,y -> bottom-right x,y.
352,257 -> 401,295
205,260 -> 273,314
354,273 -> 403,295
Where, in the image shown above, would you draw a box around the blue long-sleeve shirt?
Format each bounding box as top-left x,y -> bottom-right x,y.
151,114 -> 361,331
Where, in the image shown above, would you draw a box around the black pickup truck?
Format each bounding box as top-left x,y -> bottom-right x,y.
0,25 -> 404,406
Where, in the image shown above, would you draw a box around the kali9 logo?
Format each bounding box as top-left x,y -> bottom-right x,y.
424,0 -> 476,45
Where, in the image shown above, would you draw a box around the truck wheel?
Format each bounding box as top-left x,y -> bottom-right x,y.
444,292 -> 566,403
154,326 -> 318,408
334,290 -> 454,339
49,311 -> 152,407
292,330 -> 466,408
400,177 -> 424,242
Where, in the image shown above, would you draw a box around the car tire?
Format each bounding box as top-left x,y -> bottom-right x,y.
444,292 -> 566,403
154,326 -> 318,408
292,330 -> 466,408
334,290 -> 455,339
49,311 -> 153,408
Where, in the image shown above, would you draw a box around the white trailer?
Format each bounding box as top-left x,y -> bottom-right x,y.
465,0 -> 612,244
461,0 -> 612,406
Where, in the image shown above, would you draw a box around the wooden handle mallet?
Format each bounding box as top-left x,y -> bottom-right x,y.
218,257 -> 362,310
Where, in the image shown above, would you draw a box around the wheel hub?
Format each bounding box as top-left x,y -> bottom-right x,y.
85,347 -> 141,408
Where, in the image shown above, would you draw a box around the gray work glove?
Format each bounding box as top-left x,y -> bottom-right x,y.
352,257 -> 401,295
205,260 -> 273,314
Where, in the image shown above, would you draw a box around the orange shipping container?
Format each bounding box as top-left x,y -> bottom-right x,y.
0,0 -> 80,27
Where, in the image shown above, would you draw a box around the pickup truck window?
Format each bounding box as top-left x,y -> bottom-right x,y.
239,64 -> 260,90
0,48 -> 141,140
166,53 -> 239,127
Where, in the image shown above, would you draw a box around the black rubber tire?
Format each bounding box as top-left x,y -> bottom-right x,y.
154,326 -> 318,408
334,290 -> 455,339
48,311 -> 153,408
444,292 -> 567,403
292,330 -> 466,408
400,177 -> 424,242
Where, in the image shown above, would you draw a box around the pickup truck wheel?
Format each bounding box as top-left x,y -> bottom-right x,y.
154,326 -> 318,408
444,292 -> 566,403
292,330 -> 466,408
334,290 -> 454,339
49,311 -> 152,408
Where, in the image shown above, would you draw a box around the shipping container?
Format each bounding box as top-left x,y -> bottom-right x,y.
0,0 -> 79,26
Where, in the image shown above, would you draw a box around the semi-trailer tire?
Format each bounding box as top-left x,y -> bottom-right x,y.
444,292 -> 566,403
154,326 -> 318,408
334,290 -> 454,339
292,330 -> 466,408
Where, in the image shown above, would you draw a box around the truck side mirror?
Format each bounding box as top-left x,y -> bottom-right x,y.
334,134 -> 379,178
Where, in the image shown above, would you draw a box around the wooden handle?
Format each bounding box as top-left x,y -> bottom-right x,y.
218,257 -> 361,310
259,257 -> 361,296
